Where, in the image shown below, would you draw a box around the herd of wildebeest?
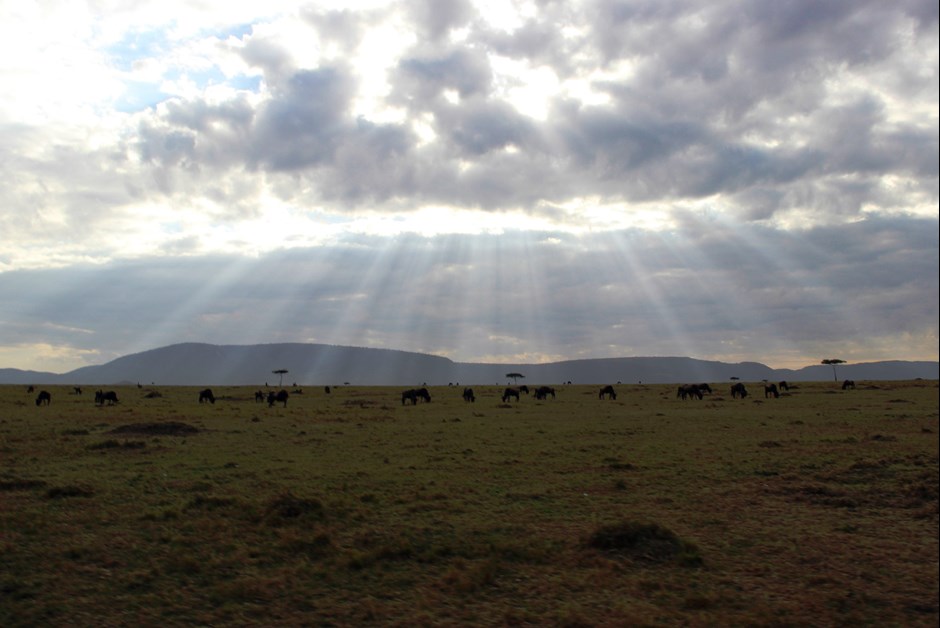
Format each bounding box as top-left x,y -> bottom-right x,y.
24,378 -> 860,408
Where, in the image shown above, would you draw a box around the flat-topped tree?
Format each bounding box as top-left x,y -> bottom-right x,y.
272,369 -> 288,387
506,372 -> 525,384
821,359 -> 846,382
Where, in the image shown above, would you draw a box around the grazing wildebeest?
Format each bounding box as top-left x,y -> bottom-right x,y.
401,388 -> 431,405
519,385 -> 530,395
502,387 -> 520,403
35,390 -> 51,406
778,381 -> 789,392
95,390 -> 119,406
462,387 -> 475,402
677,384 -> 703,400
324,386 -> 331,394
730,383 -> 748,399
842,379 -> 856,390
73,387 -> 82,395
534,386 -> 555,400
764,383 -> 779,398
198,388 -> 215,404
254,390 -> 265,402
599,385 -> 617,400
698,383 -> 712,394
267,390 -> 289,407
27,385 -> 35,393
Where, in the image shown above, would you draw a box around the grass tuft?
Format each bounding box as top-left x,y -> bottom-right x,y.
45,485 -> 94,499
263,492 -> 325,525
586,521 -> 703,567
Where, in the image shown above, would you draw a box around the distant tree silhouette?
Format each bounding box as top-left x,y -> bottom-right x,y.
272,369 -> 289,387
506,372 -> 525,384
821,359 -> 846,382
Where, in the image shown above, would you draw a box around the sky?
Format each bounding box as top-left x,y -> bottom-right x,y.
0,0 -> 937,374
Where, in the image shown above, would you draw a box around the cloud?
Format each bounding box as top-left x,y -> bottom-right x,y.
0,0 -> 935,371
1,216 -> 936,371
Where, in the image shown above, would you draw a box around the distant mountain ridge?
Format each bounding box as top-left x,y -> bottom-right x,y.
1,342 -> 937,386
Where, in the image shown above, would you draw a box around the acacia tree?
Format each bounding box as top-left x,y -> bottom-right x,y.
506,372 -> 525,384
821,359 -> 845,382
272,369 -> 289,387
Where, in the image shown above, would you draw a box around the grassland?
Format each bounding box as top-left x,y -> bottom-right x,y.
1,380 -> 937,626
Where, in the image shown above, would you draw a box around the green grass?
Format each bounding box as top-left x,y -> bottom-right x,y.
1,380 -> 937,626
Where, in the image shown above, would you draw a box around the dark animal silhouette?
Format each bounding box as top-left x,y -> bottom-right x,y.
842,380 -> 855,390
677,384 -> 703,400
95,390 -> 119,406
698,383 -> 712,394
35,390 -> 51,406
502,387 -> 520,402
598,385 -> 617,400
27,385 -> 35,393
324,386 -> 331,394
778,381 -> 789,392
730,383 -> 748,399
401,388 -> 431,405
198,389 -> 215,404
462,387 -> 475,402
267,390 -> 289,407
73,387 -> 82,395
518,385 -> 530,394
534,386 -> 555,400
764,383 -> 779,398
255,390 -> 265,402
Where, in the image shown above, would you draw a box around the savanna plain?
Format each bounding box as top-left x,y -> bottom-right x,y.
1,379 -> 937,627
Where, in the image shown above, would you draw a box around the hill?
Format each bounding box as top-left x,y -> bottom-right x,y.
1,343 -> 937,386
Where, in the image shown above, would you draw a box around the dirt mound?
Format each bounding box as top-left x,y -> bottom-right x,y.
109,422 -> 199,436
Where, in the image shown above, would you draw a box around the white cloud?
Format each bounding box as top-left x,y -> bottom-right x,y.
0,0 -> 936,371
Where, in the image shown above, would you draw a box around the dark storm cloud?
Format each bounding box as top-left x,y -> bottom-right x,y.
2,216 -> 935,368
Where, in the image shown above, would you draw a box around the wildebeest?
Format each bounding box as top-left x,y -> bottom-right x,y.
267,390 -> 289,407
677,384 -> 704,400
254,390 -> 265,402
598,385 -> 617,400
462,387 -> 475,402
95,390 -> 119,406
501,387 -> 520,403
534,386 -> 555,400
778,381 -> 789,392
730,383 -> 748,399
198,388 -> 215,404
698,383 -> 712,394
518,385 -> 530,395
764,383 -> 779,398
324,386 -> 331,394
401,388 -> 432,405
842,379 -> 856,390
35,390 -> 51,406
